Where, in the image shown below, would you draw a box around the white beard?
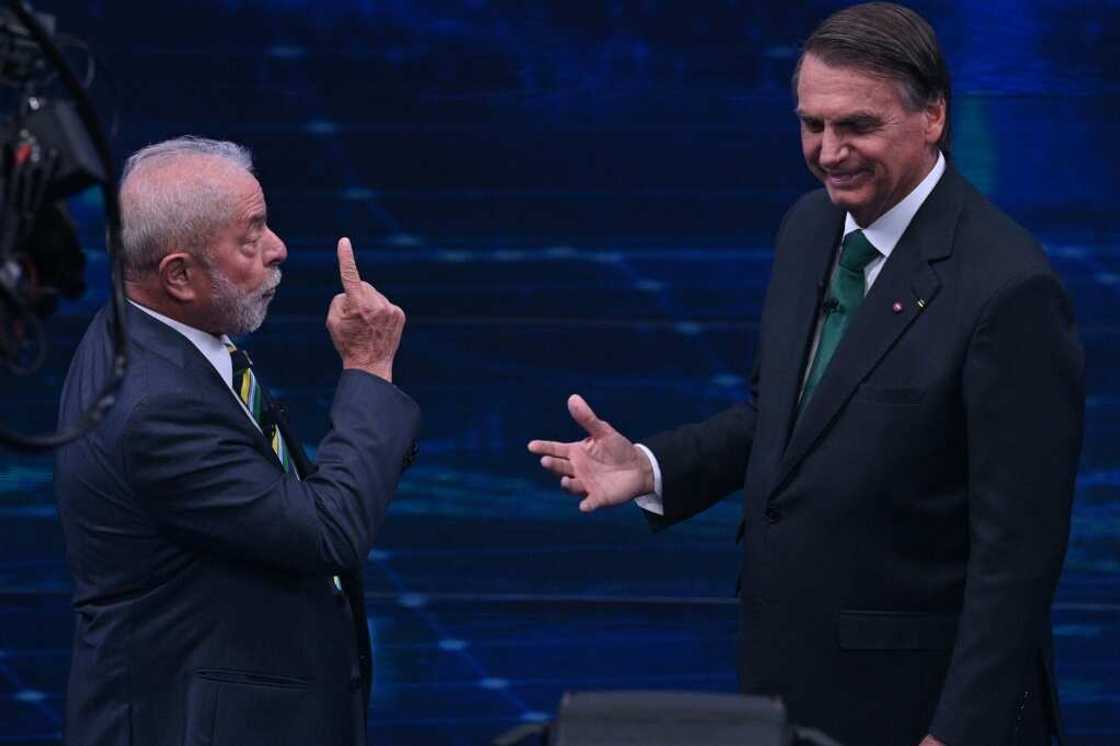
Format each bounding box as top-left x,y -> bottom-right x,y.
210,266 -> 281,336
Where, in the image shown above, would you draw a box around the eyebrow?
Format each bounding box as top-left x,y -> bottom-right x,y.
836,113 -> 881,127
795,110 -> 882,127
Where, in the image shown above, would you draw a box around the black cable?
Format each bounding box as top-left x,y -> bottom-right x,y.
0,0 -> 127,451
54,33 -> 95,88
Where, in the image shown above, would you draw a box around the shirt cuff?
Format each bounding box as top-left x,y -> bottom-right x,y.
633,443 -> 664,516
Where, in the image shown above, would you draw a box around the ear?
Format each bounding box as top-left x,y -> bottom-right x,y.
157,252 -> 202,303
924,96 -> 947,147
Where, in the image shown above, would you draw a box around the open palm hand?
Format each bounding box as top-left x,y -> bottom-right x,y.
528,395 -> 653,512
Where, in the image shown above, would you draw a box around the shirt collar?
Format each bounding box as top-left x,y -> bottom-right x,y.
843,150 -> 946,260
129,300 -> 235,389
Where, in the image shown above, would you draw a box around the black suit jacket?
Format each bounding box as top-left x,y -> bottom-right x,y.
54,303 -> 421,746
645,165 -> 1084,746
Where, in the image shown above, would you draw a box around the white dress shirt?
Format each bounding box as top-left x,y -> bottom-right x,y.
636,152 -> 946,515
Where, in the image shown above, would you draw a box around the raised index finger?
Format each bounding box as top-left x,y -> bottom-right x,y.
337,237 -> 362,296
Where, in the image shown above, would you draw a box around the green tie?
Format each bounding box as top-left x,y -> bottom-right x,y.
800,229 -> 881,409
226,342 -> 295,474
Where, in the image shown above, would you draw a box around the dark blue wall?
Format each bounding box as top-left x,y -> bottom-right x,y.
2,1 -> 1117,743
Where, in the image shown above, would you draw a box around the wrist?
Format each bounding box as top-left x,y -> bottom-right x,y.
636,446 -> 655,494
344,361 -> 393,382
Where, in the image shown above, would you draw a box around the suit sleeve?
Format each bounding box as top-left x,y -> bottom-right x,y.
123,370 -> 421,575
930,272 -> 1083,744
643,339 -> 759,527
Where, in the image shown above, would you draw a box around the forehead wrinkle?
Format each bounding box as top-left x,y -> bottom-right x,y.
796,55 -> 912,117
796,106 -> 881,121
232,179 -> 267,226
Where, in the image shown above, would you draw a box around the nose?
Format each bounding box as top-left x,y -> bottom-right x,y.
264,228 -> 287,267
818,126 -> 847,170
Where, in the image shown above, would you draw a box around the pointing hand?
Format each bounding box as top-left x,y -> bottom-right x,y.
326,237 -> 405,382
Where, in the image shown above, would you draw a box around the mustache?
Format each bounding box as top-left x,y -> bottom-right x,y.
261,269 -> 282,294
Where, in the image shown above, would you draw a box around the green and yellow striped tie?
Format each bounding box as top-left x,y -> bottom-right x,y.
226,342 -> 294,474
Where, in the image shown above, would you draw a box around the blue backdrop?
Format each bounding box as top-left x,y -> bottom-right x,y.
1,1 -> 1117,744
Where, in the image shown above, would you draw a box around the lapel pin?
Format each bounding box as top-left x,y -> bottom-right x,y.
916,298 -> 927,310
891,301 -> 903,313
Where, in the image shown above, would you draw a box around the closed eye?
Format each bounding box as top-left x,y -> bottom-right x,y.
799,116 -> 824,133
836,116 -> 881,134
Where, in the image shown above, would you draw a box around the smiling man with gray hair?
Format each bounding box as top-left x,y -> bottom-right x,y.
55,136 -> 420,746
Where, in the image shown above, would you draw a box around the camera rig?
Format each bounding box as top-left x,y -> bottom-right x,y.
0,0 -> 127,450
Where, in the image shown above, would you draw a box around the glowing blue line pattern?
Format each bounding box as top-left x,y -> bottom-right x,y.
1,0 -> 1118,743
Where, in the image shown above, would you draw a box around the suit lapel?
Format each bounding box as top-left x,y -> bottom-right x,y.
127,305 -> 285,470
773,166 -> 964,493
766,202 -> 845,456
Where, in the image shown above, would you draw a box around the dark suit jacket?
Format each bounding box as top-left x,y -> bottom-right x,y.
54,303 -> 421,746
645,165 -> 1083,746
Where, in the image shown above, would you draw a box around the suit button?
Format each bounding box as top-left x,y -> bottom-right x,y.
765,508 -> 782,524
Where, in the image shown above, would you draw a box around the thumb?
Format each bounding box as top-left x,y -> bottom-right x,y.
568,394 -> 612,438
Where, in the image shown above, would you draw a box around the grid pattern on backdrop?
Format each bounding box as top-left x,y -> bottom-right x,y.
1,1 -> 1118,744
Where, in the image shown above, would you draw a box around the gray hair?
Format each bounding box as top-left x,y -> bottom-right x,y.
791,3 -> 952,155
119,136 -> 254,280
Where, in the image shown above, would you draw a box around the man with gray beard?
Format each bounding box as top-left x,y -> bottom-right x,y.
54,136 -> 420,746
